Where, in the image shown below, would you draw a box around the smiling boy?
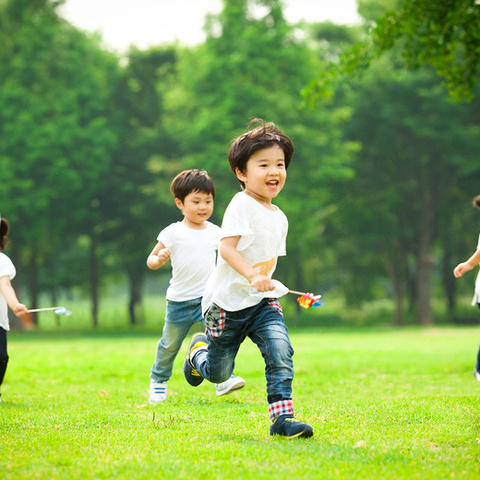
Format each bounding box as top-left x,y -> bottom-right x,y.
183,120 -> 313,438
147,169 -> 245,403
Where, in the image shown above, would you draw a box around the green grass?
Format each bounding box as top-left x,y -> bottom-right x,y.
1,326 -> 480,479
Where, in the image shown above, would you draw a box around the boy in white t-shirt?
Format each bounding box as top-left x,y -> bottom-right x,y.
147,169 -> 245,403
183,120 -> 313,438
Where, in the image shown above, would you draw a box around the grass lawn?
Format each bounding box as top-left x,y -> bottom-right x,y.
1,326 -> 480,479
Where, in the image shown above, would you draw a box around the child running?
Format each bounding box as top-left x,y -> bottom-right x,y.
453,194 -> 480,381
0,216 -> 29,402
147,169 -> 245,403
183,120 -> 313,438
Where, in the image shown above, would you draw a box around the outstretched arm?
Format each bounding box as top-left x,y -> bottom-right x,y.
220,236 -> 275,292
0,275 -> 28,317
453,249 -> 480,278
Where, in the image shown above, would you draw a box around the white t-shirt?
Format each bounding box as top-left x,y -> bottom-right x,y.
202,192 -> 289,313
0,252 -> 16,331
472,233 -> 480,306
158,221 -> 221,301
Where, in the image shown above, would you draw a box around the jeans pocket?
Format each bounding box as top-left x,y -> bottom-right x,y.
205,303 -> 226,338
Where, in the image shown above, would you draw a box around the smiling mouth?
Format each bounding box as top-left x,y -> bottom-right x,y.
267,180 -> 279,188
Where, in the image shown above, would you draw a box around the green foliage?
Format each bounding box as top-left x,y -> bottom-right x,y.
2,0 -> 480,326
2,328 -> 480,478
0,0 -> 120,310
165,0 -> 357,293
328,57 -> 480,322
305,0 -> 480,103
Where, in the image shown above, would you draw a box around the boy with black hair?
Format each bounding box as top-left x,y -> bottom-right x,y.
183,122 -> 313,438
147,169 -> 245,403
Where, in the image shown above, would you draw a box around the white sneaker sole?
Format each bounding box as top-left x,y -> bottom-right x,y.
215,377 -> 246,396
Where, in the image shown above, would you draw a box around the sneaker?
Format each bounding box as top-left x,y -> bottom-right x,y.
183,332 -> 208,387
149,380 -> 167,404
215,375 -> 246,396
473,369 -> 480,382
270,415 -> 314,439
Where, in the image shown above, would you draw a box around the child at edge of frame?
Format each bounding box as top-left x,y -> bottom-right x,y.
146,169 -> 245,404
0,215 -> 29,403
453,193 -> 480,382
182,119 -> 314,439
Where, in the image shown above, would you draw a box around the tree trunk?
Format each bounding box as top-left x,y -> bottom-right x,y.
89,231 -> 99,328
128,271 -> 144,326
29,254 -> 39,326
416,174 -> 435,325
442,248 -> 455,314
382,242 -> 405,326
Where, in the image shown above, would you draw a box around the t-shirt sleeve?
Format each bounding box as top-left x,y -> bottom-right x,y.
0,254 -> 16,280
220,197 -> 254,252
157,224 -> 175,249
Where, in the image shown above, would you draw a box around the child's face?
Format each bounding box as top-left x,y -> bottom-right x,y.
175,190 -> 214,228
236,145 -> 286,205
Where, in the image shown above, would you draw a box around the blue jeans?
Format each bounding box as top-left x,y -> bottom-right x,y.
150,297 -> 204,383
194,298 -> 294,406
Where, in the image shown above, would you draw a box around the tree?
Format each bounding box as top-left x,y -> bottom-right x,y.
99,46 -> 180,325
304,0 -> 480,104
0,0 -> 119,324
165,0 -> 356,307
334,60 -> 480,324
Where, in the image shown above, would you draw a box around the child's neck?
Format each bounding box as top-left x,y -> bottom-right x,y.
182,218 -> 207,230
243,190 -> 276,211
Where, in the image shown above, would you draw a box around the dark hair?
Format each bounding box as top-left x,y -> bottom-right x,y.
170,169 -> 215,203
473,195 -> 480,210
0,217 -> 10,251
228,118 -> 294,189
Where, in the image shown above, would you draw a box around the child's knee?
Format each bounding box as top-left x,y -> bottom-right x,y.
209,363 -> 233,383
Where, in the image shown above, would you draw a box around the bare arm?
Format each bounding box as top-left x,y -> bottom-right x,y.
146,241 -> 171,270
220,236 -> 275,292
0,275 -> 28,317
453,248 -> 480,278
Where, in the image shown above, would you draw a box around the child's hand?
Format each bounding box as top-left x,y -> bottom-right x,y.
13,303 -> 28,317
249,274 -> 276,292
453,262 -> 472,278
157,248 -> 171,264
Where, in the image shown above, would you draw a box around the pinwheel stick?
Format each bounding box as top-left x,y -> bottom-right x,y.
27,306 -> 72,316
241,283 -> 323,308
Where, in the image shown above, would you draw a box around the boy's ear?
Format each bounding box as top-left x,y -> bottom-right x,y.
174,198 -> 184,210
235,168 -> 246,182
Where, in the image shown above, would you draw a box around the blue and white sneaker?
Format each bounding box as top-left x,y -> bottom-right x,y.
473,369 -> 480,382
149,380 -> 167,404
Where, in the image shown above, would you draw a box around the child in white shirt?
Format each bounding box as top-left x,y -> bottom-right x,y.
183,121 -> 313,438
147,170 -> 245,403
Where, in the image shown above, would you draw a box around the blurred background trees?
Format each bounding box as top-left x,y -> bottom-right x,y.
1,0 -> 480,328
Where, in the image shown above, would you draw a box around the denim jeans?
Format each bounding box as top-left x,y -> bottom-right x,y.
194,298 -> 294,406
150,297 -> 204,383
